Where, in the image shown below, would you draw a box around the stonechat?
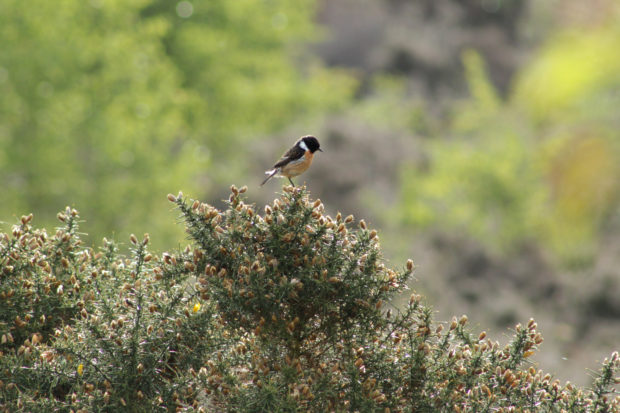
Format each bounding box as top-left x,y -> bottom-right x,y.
261,135 -> 322,187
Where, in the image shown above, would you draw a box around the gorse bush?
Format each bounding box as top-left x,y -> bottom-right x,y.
173,185 -> 411,411
0,210 -> 225,411
0,209 -> 89,349
177,185 -> 407,355
1,187 -> 618,412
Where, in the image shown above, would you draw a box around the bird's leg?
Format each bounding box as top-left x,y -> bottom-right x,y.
288,177 -> 295,187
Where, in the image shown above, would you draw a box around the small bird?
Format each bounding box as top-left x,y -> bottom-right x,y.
261,135 -> 322,187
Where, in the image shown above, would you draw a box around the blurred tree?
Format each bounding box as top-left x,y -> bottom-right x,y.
0,0 -> 197,250
514,21 -> 620,262
399,15 -> 620,265
0,0 -> 354,250
142,0 -> 355,178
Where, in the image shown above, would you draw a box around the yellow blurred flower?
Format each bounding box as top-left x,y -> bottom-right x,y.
192,303 -> 201,313
77,363 -> 84,376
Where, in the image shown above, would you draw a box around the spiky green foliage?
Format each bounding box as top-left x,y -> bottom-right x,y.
0,187 -> 618,412
0,213 -> 226,411
0,209 -> 89,349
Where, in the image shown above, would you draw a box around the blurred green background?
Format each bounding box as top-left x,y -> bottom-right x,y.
1,0 -> 619,386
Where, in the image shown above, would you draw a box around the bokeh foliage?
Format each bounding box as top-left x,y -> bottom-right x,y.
0,0 -> 354,251
400,19 -> 620,265
2,0 -> 618,266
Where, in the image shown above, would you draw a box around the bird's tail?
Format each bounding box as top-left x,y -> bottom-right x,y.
261,169 -> 278,186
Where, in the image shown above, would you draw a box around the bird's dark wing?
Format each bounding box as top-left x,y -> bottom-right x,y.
273,144 -> 305,168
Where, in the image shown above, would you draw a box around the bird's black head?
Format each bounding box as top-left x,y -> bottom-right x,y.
301,135 -> 322,153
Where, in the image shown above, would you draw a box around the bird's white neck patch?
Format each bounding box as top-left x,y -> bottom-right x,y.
299,139 -> 308,151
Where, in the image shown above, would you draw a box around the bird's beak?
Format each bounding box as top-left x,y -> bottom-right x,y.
318,148 -> 323,152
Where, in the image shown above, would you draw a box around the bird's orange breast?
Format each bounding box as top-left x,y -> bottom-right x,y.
280,151 -> 313,178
